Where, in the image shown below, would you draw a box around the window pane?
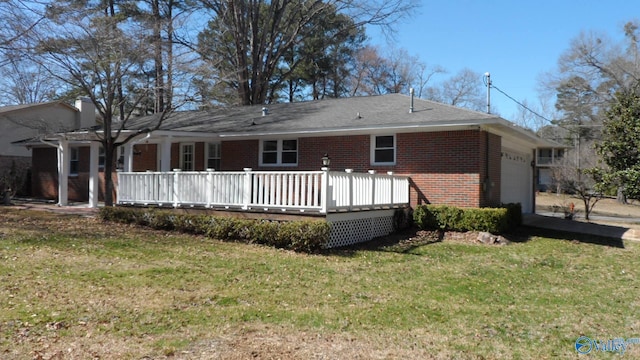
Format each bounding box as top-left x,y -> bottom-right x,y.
208,143 -> 220,157
262,152 -> 277,164
263,140 -> 277,152
375,149 -> 394,163
70,148 -> 79,174
282,140 -> 297,151
182,144 -> 194,170
282,152 -> 297,164
376,136 -> 394,148
207,159 -> 221,170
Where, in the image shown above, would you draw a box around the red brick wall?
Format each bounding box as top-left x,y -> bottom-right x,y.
31,147 -> 58,199
31,130 -> 504,208
212,130 -> 501,208
132,144 -> 158,171
31,146 -> 117,202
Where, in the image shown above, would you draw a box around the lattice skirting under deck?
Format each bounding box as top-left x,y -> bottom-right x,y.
325,210 -> 396,248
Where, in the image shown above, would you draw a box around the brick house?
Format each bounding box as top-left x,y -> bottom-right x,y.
1,99 -> 95,195
27,94 -> 556,212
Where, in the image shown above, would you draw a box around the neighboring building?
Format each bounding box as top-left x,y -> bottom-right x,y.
535,147 -> 566,192
26,94 -> 557,213
1,99 -> 95,195
8,99 -> 96,197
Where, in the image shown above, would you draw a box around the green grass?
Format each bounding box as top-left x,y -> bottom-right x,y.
1,209 -> 639,359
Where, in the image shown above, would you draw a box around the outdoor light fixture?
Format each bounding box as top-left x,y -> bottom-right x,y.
322,153 -> 331,167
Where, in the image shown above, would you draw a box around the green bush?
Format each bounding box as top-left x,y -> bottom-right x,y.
413,203 -> 521,233
459,208 -> 508,233
99,207 -> 330,252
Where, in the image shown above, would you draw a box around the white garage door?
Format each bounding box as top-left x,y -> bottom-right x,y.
501,148 -> 533,213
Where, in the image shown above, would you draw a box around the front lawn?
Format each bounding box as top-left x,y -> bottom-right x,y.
1,209 -> 637,359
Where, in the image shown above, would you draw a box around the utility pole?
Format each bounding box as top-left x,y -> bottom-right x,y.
484,72 -> 491,114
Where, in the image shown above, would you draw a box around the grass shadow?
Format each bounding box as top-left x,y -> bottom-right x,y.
515,225 -> 625,248
324,227 -> 445,256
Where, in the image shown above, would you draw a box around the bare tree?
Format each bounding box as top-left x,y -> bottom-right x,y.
0,51 -> 62,105
34,0 -> 174,206
551,139 -> 604,221
440,68 -> 485,110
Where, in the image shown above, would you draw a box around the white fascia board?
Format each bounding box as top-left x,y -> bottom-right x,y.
483,120 -> 560,148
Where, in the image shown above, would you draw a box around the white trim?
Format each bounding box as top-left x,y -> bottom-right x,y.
179,143 -> 195,171
69,147 -> 80,176
205,142 -> 221,170
259,138 -> 298,167
370,134 -> 396,166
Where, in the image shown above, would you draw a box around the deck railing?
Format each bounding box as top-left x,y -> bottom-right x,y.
117,168 -> 410,213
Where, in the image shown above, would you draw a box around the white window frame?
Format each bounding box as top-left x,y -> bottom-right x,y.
180,143 -> 195,171
69,147 -> 80,176
371,134 -> 396,165
205,142 -> 221,170
259,139 -> 298,167
98,146 -> 105,170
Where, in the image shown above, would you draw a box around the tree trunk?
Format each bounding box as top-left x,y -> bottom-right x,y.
617,187 -> 627,204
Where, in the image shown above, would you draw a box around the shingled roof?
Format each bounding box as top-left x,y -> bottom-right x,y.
129,94 -> 499,133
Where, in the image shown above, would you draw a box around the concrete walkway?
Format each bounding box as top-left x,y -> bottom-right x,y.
523,213 -> 640,241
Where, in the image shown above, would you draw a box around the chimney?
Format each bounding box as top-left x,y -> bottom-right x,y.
75,97 -> 96,129
409,88 -> 414,113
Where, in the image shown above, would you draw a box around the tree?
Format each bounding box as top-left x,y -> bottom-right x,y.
0,50 -> 62,105
281,9 -> 366,101
551,140 -> 604,221
36,0 -> 173,206
425,68 -> 485,111
196,0 -> 417,105
595,86 -> 640,203
348,46 -> 427,97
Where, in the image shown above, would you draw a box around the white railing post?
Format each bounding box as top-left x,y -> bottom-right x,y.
387,171 -> 394,206
320,167 -> 330,213
345,169 -> 353,211
173,169 -> 181,208
242,168 -> 252,210
206,168 -> 214,207
368,170 -> 376,207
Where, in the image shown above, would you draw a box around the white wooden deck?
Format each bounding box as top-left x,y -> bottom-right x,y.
116,169 -> 410,214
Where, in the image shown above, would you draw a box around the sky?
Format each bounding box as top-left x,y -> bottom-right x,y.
369,0 -> 640,124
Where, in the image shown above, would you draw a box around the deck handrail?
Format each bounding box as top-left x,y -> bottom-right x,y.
116,169 -> 409,213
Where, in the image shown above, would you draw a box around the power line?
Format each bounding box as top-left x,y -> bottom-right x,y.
490,82 -> 554,125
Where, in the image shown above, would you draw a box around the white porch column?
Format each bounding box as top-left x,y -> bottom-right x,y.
123,143 -> 134,172
160,136 -> 172,172
88,142 -> 100,208
57,139 -> 69,206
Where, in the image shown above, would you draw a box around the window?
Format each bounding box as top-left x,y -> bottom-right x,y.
180,143 -> 195,171
260,139 -> 298,166
206,142 -> 221,170
371,135 -> 396,165
70,147 -> 79,175
98,146 -> 105,170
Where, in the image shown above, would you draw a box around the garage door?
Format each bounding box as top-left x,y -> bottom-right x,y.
501,148 -> 533,213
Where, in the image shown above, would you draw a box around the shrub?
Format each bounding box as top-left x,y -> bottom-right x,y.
99,207 -> 330,252
413,203 -> 521,234
459,208 -> 508,233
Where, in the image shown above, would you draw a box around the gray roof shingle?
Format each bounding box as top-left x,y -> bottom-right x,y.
128,94 -> 500,135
